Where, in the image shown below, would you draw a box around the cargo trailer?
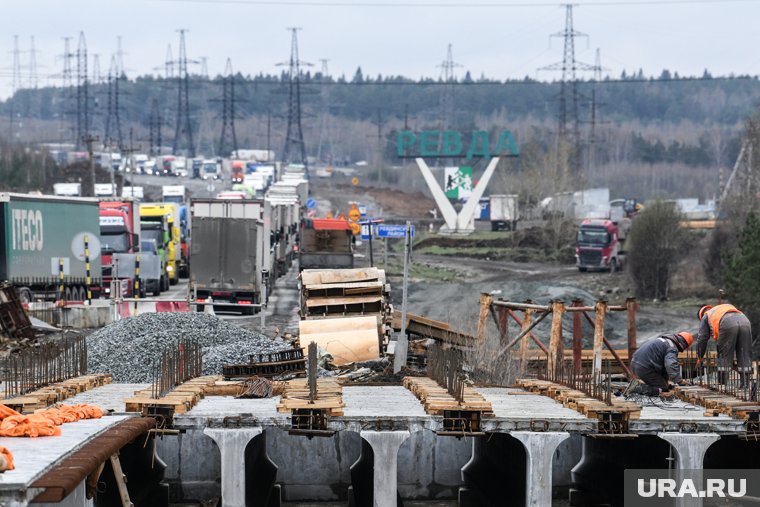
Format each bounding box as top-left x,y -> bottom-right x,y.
0,193 -> 101,303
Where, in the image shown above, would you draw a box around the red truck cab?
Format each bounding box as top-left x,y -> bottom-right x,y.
575,219 -> 625,273
99,201 -> 139,296
231,160 -> 245,184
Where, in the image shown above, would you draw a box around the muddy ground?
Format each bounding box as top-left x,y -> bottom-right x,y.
310,179 -> 702,349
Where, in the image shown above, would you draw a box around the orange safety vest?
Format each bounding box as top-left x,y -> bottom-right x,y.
706,304 -> 741,340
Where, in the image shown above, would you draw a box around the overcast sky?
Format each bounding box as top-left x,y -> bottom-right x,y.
0,0 -> 758,98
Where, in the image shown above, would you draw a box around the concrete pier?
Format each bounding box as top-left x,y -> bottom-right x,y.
512,431 -> 570,507
659,432 -> 721,507
360,430 -> 410,507
204,427 -> 263,507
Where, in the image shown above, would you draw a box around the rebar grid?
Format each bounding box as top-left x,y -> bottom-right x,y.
682,346 -> 759,402
2,333 -> 87,398
539,352 -> 617,405
428,344 -> 466,403
308,342 -> 318,403
151,338 -> 203,399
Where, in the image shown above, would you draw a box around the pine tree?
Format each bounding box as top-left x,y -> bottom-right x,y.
725,212 -> 760,350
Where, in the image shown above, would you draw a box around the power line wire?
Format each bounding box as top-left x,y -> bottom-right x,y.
152,0 -> 760,7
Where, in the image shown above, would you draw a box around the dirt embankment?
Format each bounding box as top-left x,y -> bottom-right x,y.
310,181 -> 436,219
413,224 -> 576,264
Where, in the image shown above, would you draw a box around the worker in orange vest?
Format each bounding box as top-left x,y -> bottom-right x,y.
696,304 -> 752,384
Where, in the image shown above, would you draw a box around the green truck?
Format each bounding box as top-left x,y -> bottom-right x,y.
0,193 -> 102,303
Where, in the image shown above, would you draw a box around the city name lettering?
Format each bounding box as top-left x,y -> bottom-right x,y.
396,130 -> 519,159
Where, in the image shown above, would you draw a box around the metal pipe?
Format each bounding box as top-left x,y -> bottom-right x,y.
582,311 -> 633,378
507,309 -> 549,355
491,301 -> 551,312
498,310 -> 552,357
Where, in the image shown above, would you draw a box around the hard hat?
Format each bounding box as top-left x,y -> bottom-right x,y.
678,332 -> 694,348
698,305 -> 712,320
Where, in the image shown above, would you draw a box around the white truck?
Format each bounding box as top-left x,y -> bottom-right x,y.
162,185 -> 186,204
94,184 -> 116,197
489,194 -> 519,231
202,160 -> 222,180
121,186 -> 144,199
53,183 -> 82,197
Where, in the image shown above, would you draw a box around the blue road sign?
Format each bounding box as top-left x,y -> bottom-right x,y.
306,198 -> 317,209
377,224 -> 415,238
358,204 -> 368,218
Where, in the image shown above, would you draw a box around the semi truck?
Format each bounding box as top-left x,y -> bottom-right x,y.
122,186 -> 144,199
478,194 -> 519,231
575,219 -> 626,273
161,188 -> 191,277
140,204 -> 180,287
162,185 -> 186,204
202,160 -> 222,180
231,160 -> 245,184
0,193 -> 101,303
94,184 -> 116,197
98,200 -> 140,297
298,218 -> 354,271
53,183 -> 82,197
190,199 -> 267,314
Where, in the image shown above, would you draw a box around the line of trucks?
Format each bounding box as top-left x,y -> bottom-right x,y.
1,167 -> 310,313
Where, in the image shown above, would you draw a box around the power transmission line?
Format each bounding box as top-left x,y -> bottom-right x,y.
316,58 -> 333,164
538,4 -> 594,172
92,54 -> 101,85
218,58 -> 239,157
58,36 -> 75,144
116,36 -> 126,77
437,43 -> 461,130
28,36 -> 38,89
149,98 -> 163,156
172,29 -> 195,157
586,48 -> 610,173
154,0 -> 760,7
279,27 -> 311,169
104,55 -> 124,151
9,35 -> 20,140
76,31 -> 90,149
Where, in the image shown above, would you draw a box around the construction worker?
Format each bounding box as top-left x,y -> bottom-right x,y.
696,304 -> 752,384
629,332 -> 693,396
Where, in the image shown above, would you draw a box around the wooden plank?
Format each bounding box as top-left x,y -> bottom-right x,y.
301,267 -> 384,286
305,295 -> 383,307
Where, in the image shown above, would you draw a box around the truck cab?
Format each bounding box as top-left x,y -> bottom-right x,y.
140,204 -> 180,287
231,160 -> 245,184
99,201 -> 139,297
161,156 -> 176,177
140,239 -> 163,296
298,218 -> 354,271
202,160 -> 221,180
162,185 -> 186,204
575,219 -> 625,273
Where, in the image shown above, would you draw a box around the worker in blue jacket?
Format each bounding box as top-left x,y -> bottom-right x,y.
629,332 -> 693,396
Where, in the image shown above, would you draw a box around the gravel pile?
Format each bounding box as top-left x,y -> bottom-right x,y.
87,312 -> 289,382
